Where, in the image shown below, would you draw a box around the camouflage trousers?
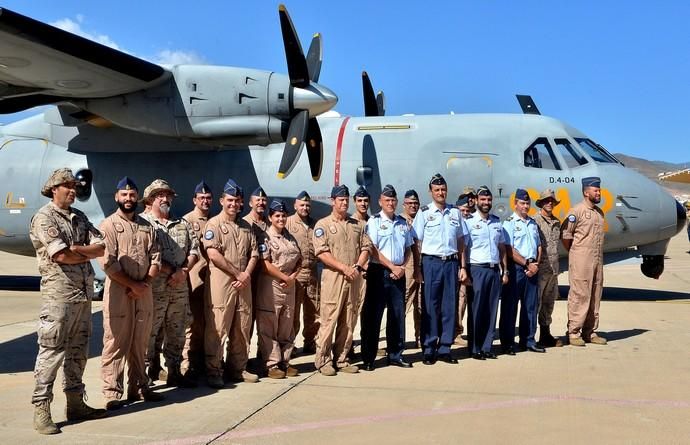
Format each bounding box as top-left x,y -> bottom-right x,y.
538,271 -> 559,327
293,272 -> 319,349
32,299 -> 91,404
147,275 -> 190,370
404,274 -> 422,341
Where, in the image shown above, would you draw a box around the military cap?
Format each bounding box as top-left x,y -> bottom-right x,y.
582,176 -> 601,188
429,173 -> 447,187
514,188 -> 530,201
404,189 -> 419,201
269,199 -> 288,213
331,184 -> 350,198
143,179 -> 177,202
536,188 -> 561,208
41,168 -> 80,198
223,178 -> 243,197
353,186 -> 370,199
381,184 -> 397,198
462,186 -> 477,197
476,185 -> 492,197
116,176 -> 138,192
295,190 -> 311,201
194,180 -> 212,195
455,195 -> 470,207
251,186 -> 267,198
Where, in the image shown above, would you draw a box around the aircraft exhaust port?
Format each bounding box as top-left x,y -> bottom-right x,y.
641,255 -> 664,279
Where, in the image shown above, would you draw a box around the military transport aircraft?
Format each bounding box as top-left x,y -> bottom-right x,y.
0,5 -> 686,284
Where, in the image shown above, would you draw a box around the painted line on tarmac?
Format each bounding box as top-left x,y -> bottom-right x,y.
144,395 -> 690,444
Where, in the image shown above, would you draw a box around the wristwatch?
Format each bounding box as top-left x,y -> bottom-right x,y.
502,270 -> 509,276
353,264 -> 363,272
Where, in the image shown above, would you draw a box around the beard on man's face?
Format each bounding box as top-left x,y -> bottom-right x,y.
117,200 -> 138,214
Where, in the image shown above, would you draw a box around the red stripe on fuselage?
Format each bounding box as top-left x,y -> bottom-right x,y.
334,116 -> 351,186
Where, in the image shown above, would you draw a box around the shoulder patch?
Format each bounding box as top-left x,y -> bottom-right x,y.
329,225 -> 338,234
421,205 -> 429,211
192,222 -> 200,231
567,215 -> 576,223
315,227 -> 325,238
46,227 -> 59,238
114,222 -> 124,233
506,216 -> 513,221
204,230 -> 215,240
259,243 -> 267,253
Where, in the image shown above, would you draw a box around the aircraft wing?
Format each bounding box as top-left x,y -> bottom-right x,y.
0,8 -> 169,113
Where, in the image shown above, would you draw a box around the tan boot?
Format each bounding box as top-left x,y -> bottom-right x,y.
586,334 -> 608,345
267,367 -> 286,379
569,337 -> 586,347
65,392 -> 107,421
319,364 -> 337,376
33,400 -> 60,435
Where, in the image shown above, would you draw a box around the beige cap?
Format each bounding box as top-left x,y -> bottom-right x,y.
41,168 -> 80,198
142,179 -> 177,203
536,188 -> 561,208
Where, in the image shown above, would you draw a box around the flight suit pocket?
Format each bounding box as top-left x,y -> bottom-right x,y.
37,303 -> 67,348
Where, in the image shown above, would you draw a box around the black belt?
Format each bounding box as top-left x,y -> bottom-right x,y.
470,263 -> 499,269
422,253 -> 458,261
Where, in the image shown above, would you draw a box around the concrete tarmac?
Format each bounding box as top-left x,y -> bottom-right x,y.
1,233 -> 689,444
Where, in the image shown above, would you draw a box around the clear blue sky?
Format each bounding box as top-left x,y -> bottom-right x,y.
2,1 -> 689,163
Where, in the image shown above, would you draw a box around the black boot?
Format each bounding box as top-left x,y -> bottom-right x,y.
539,326 -> 557,347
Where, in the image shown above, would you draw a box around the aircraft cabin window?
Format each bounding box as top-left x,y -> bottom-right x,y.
574,138 -> 619,163
74,169 -> 93,201
554,138 -> 588,168
524,138 -> 561,170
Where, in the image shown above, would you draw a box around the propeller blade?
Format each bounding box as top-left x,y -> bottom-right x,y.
306,118 -> 323,180
306,33 -> 322,83
362,71 -> 379,117
277,110 -> 309,178
279,5 -> 309,88
516,94 -> 541,115
376,90 -> 385,116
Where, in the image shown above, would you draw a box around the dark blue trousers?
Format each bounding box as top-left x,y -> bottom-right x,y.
499,264 -> 539,348
469,265 -> 502,354
421,256 -> 458,356
360,263 -> 406,363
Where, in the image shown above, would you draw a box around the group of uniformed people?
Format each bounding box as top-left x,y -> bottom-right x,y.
28,168 -> 607,434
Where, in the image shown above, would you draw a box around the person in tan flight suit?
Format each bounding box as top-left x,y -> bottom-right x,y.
203,179 -> 259,388
561,177 -> 607,347
140,180 -> 199,388
350,186 -> 370,357
181,180 -> 213,379
401,189 -> 423,348
29,168 -> 107,435
454,188 -> 475,348
313,184 -> 371,376
99,177 -> 164,410
285,190 -> 319,355
257,200 -> 302,379
243,186 -> 268,361
534,189 -> 563,348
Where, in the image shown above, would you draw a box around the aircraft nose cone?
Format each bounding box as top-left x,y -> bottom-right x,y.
291,83 -> 338,116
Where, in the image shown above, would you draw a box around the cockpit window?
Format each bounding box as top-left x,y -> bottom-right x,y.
574,138 -> 620,163
554,138 -> 588,168
524,137 -> 561,170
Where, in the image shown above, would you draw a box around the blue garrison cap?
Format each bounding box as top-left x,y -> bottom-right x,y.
269,199 -> 288,213
476,185 -> 492,197
331,184 -> 350,198
116,176 -> 138,191
404,189 -> 419,201
429,173 -> 447,187
223,178 -> 243,197
515,188 -> 530,201
456,195 -> 470,207
296,190 -> 311,201
582,176 -> 601,188
251,186 -> 267,198
194,180 -> 212,195
353,186 -> 370,199
381,184 -> 397,198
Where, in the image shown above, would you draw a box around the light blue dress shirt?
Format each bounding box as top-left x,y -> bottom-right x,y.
466,213 -> 504,265
412,202 -> 465,256
366,212 -> 414,266
502,211 -> 540,260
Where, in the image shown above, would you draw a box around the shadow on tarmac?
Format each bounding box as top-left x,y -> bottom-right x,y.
558,285 -> 690,301
0,311 -> 104,374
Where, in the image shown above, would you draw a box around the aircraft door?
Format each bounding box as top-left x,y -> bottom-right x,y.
446,155 -> 494,199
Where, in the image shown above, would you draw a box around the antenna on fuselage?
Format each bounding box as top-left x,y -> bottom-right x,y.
516,95 -> 541,115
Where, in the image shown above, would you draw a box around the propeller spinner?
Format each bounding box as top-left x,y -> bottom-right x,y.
277,5 -> 337,180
